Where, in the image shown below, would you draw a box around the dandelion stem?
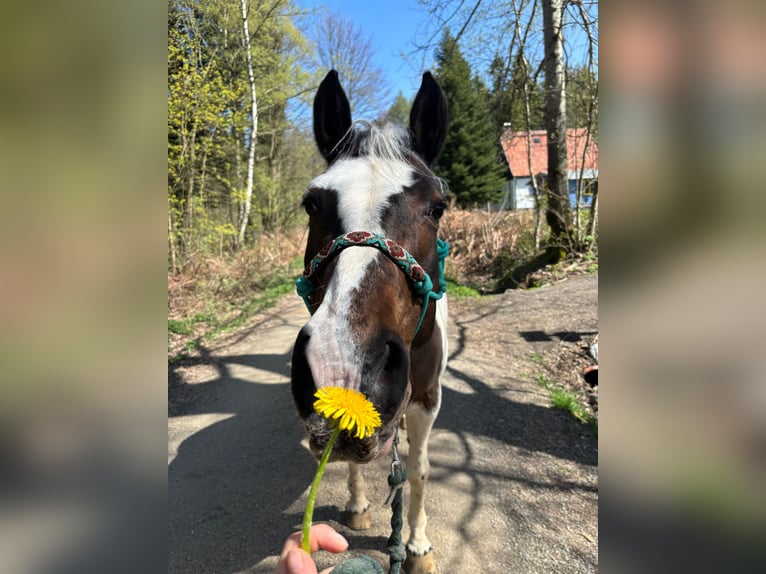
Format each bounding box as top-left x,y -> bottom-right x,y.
301,425 -> 341,554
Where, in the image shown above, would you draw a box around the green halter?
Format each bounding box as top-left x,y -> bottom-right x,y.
296,231 -> 449,337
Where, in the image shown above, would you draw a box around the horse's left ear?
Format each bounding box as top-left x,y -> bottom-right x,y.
409,72 -> 449,166
313,70 -> 352,163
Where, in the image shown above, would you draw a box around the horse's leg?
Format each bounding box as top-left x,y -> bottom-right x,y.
403,394 -> 441,574
343,462 -> 372,529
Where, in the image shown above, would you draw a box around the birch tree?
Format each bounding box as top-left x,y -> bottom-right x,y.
542,0 -> 573,250
237,0 -> 258,247
168,0 -> 312,265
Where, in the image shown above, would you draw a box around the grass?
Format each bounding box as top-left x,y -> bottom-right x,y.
168,275 -> 297,363
445,279 -> 480,299
168,318 -> 194,335
169,275 -> 483,364
168,255 -> 483,364
537,373 -> 598,435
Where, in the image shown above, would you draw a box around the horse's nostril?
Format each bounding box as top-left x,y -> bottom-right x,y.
362,337 -> 409,420
291,327 -> 317,419
383,339 -> 406,374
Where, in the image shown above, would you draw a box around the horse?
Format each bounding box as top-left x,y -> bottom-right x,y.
290,69 -> 449,574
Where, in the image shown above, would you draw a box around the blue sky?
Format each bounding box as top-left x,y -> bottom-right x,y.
294,0 -> 597,109
296,0 -> 435,98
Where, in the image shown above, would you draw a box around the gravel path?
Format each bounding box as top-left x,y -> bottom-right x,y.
169,274 -> 598,573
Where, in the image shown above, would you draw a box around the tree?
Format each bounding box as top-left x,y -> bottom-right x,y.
168,1 -> 236,262
489,53 -> 544,137
308,9 -> 389,119
567,66 -> 597,130
414,0 -> 598,254
168,0 -> 312,265
381,91 -> 410,126
434,31 -> 506,207
237,0 -> 258,247
542,0 -> 573,249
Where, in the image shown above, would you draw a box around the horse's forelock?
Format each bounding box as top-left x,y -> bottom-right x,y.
333,121 -> 409,164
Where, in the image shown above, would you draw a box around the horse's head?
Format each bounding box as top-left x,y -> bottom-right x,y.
291,70 -> 449,463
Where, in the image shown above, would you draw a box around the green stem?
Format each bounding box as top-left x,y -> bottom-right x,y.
301,425 -> 341,554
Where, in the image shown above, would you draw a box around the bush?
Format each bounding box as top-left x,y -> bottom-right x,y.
439,208 -> 536,292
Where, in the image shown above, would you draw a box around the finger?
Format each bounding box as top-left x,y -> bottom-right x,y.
278,532 -> 302,562
285,548 -> 317,574
306,524 -> 348,554
277,525 -> 348,573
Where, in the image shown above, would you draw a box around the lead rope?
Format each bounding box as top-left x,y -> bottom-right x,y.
331,429 -> 406,574
384,430 -> 407,574
412,238 -> 449,336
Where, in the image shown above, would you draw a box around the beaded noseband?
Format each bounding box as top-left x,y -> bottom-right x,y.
295,231 -> 449,337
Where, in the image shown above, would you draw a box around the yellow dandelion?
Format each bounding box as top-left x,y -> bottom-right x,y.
301,387 -> 381,553
313,386 -> 382,439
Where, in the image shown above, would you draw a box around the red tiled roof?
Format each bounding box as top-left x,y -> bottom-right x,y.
500,127 -> 598,177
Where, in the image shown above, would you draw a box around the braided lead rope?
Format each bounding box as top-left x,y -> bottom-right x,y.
412,238 -> 449,336
324,430 -> 407,574
332,555 -> 384,574
385,430 -> 407,574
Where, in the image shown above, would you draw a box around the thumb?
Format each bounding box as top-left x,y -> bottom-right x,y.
285,547 -> 318,574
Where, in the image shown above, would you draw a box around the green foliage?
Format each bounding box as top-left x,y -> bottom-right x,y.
489,54 -> 545,136
434,31 -> 507,207
549,387 -> 579,412
168,319 -> 194,335
168,0 -> 313,266
566,65 -> 598,132
381,91 -> 411,127
537,373 -> 597,434
445,279 -> 480,299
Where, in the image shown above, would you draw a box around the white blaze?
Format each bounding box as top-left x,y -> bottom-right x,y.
305,156 -> 414,390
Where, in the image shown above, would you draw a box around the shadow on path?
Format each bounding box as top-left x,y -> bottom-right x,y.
168,284 -> 598,573
438,365 -> 597,466
169,349 -> 314,574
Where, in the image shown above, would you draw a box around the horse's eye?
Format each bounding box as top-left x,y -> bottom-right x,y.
303,196 -> 319,216
428,203 -> 446,220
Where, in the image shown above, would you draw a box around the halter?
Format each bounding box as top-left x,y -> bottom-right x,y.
295,231 -> 449,337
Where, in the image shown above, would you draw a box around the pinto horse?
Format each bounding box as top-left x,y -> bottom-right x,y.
290,70 -> 449,573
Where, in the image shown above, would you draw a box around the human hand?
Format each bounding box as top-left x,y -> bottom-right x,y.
276,524 -> 348,574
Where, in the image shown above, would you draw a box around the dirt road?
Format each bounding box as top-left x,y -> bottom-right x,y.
169,274 -> 598,573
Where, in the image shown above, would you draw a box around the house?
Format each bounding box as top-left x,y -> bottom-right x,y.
499,127 -> 598,210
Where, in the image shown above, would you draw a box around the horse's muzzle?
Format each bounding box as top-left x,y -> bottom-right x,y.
291,326 -> 411,463
303,413 -> 397,463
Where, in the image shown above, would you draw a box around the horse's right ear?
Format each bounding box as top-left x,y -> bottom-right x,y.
313,70 -> 352,163
409,72 -> 449,166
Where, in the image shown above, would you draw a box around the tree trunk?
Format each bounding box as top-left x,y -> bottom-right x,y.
587,185 -> 598,245
509,0 -> 543,249
168,211 -> 178,274
237,0 -> 258,247
184,128 -> 196,255
542,0 -> 572,250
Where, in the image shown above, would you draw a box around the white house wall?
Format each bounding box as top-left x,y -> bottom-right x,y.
513,177 -> 537,209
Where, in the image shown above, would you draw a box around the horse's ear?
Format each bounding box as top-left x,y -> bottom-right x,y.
313,70 -> 352,163
409,72 -> 449,166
